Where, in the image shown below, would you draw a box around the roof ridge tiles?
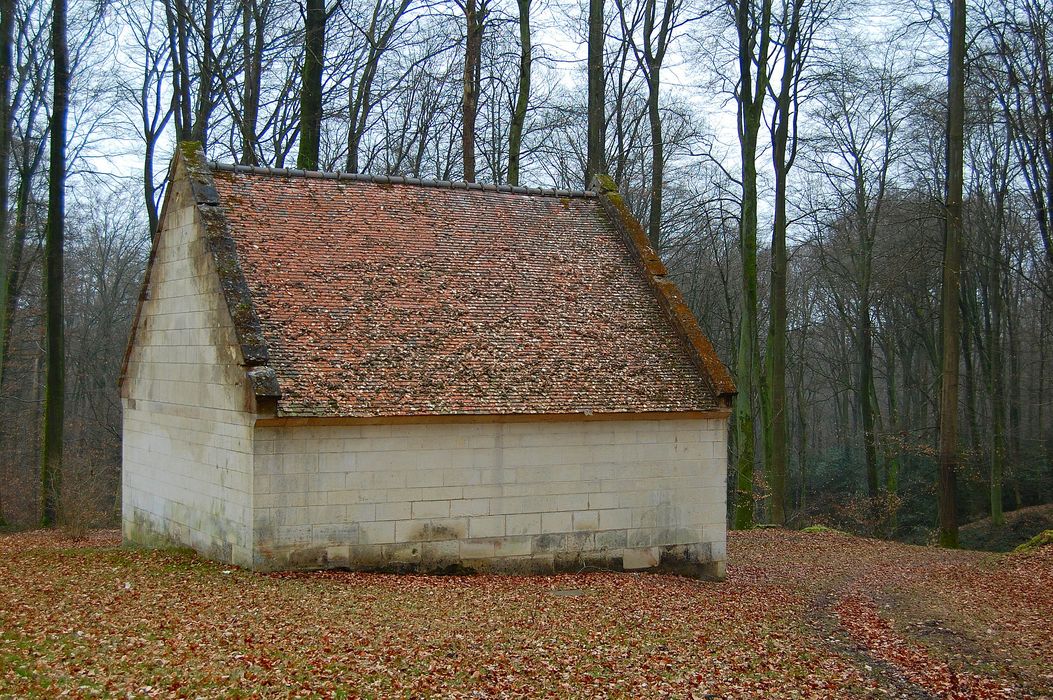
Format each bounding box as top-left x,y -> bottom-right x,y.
208,161 -> 597,199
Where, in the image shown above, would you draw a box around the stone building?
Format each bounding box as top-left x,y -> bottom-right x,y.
120,143 -> 736,577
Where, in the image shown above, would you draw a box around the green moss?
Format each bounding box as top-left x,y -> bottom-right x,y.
1014,529 -> 1053,553
592,173 -> 618,193
802,525 -> 849,536
179,141 -> 205,164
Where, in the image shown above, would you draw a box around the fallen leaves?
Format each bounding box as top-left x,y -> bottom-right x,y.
0,528 -> 1049,698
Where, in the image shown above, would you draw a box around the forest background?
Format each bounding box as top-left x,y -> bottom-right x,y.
0,0 -> 1049,545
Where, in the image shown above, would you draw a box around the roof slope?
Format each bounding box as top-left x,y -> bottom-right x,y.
198,157 -> 730,418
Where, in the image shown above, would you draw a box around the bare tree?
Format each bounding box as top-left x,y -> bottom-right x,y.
506,0 -> 529,185
297,0 -> 327,168
728,0 -> 772,530
936,0 -> 965,548
585,0 -> 605,184
41,0 -> 69,527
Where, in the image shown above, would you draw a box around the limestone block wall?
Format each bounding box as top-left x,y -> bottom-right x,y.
121,175 -> 255,567
252,417 -> 727,578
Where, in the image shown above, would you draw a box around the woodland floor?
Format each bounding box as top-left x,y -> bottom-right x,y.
0,529 -> 1050,699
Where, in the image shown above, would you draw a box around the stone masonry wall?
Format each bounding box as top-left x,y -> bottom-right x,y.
253,417 -> 727,578
121,173 -> 256,567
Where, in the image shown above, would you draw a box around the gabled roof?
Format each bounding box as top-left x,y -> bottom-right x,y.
124,143 -> 735,419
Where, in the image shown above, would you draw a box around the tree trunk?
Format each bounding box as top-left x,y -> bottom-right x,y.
42,0 -> 69,527
858,227 -> 878,505
240,0 -> 265,165
645,60 -> 662,249
461,0 -> 483,182
0,0 -> 11,260
165,0 -> 193,140
585,0 -> 605,184
190,0 -> 215,144
884,340 -> 900,533
507,0 -> 530,186
731,0 -> 771,530
0,157 -> 35,388
937,0 -> 966,548
0,0 -> 9,526
766,0 -> 802,526
985,198 -> 1007,525
297,0 -> 326,170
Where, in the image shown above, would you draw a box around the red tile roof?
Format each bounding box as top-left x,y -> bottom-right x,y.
204,162 -> 727,418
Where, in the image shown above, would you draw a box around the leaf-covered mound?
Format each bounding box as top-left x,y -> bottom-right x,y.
1,528 -> 1050,698
959,503 -> 1053,552
1015,529 -> 1053,553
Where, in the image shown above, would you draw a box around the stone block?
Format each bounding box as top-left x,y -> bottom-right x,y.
493,535 -> 532,557
309,472 -> 347,492
587,492 -> 620,510
540,511 -> 572,534
347,503 -> 377,522
459,539 -> 496,559
395,518 -> 468,542
595,529 -> 628,550
449,498 -> 490,517
554,493 -> 589,512
572,510 -> 599,531
622,547 -> 660,570
599,508 -> 631,530
375,501 -> 411,521
384,542 -> 422,564
421,539 -> 459,565
359,520 -> 396,545
505,512 -> 541,536
420,486 -> 463,501
312,523 -> 360,546
469,515 -> 505,538
275,525 -> 312,546
411,500 -> 451,519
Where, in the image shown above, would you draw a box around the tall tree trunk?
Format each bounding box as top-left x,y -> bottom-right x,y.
731,0 -> 772,530
0,0 -> 11,257
191,0 -> 215,144
461,0 -> 483,182
766,0 -> 803,526
884,340 -> 900,533
507,0 -> 530,186
0,0 -> 13,387
0,163 -> 34,388
297,0 -> 326,170
988,274 -> 1006,525
165,0 -> 193,140
937,0 -> 966,548
0,0 -> 8,525
1005,294 -> 1023,506
585,0 -> 605,184
240,0 -> 265,165
857,224 -> 878,504
645,60 -> 662,249
42,0 -> 69,527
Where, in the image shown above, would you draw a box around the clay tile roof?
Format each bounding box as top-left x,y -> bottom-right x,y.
204,159 -> 732,418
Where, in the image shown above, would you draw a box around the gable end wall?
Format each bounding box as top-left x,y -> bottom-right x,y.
121,172 -> 255,567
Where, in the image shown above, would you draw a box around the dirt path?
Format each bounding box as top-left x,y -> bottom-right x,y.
728,529 -> 1053,699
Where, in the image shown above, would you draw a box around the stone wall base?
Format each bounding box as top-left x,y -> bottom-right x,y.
253,532 -> 725,581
